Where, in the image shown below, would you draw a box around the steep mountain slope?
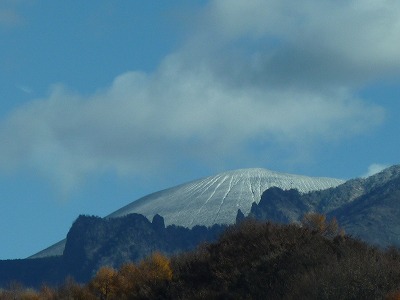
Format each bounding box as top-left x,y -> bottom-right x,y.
248,165 -> 400,247
328,169 -> 400,247
304,164 -> 400,213
30,168 -> 344,258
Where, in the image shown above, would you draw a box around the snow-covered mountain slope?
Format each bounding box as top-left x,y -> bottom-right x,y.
107,168 -> 344,227
30,168 -> 343,258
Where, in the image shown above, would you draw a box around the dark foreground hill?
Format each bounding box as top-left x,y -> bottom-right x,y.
3,219 -> 400,299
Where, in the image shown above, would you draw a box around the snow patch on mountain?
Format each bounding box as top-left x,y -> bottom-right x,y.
107,168 -> 344,227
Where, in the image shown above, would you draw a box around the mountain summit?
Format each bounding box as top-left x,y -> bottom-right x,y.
108,168 -> 344,227
31,168 -> 343,258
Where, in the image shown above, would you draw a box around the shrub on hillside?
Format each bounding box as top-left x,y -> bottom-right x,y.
169,219 -> 400,299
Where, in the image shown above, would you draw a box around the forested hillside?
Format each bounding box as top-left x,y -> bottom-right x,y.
2,219 -> 400,299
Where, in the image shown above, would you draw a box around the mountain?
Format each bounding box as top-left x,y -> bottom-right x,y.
249,165 -> 400,247
31,168 -> 344,258
302,164 -> 400,213
5,165 -> 400,288
328,165 -> 400,246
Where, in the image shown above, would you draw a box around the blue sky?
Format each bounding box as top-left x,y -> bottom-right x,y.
0,1 -> 399,259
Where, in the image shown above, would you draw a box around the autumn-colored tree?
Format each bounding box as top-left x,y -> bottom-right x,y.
139,252 -> 173,282
135,252 -> 173,298
89,266 -> 118,300
114,262 -> 140,299
113,252 -> 173,299
301,212 -> 344,238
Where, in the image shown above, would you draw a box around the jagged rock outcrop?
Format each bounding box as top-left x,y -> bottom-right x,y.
47,214 -> 227,284
0,213 -> 226,287
250,187 -> 307,224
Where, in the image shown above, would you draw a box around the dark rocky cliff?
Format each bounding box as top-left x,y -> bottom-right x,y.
63,213 -> 225,281
0,213 -> 225,287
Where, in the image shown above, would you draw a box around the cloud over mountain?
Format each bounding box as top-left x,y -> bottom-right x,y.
202,0 -> 400,82
0,0 -> 393,191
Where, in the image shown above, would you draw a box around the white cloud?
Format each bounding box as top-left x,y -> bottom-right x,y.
0,62 -> 384,190
363,164 -> 389,178
0,0 -> 393,191
199,0 -> 400,85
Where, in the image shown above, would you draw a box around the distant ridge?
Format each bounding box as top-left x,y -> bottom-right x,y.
247,165 -> 400,247
30,168 -> 344,258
